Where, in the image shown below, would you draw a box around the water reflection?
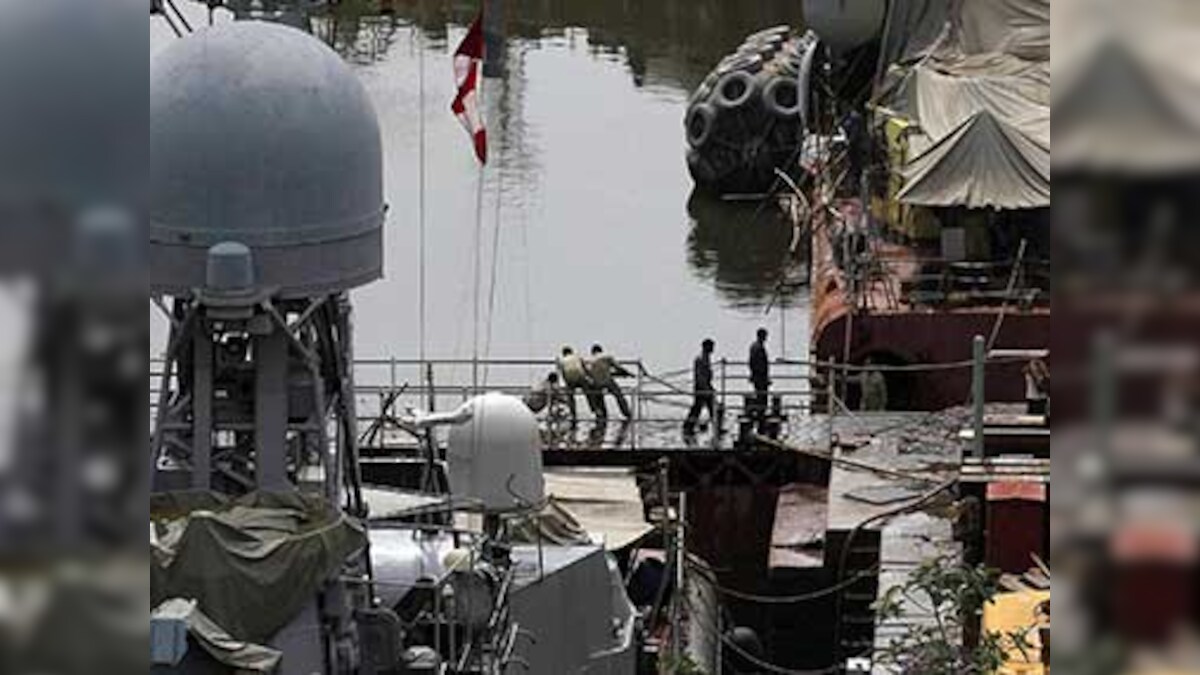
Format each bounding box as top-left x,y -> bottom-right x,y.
153,0 -> 813,369
686,190 -> 808,309
318,0 -> 804,92
221,0 -> 323,29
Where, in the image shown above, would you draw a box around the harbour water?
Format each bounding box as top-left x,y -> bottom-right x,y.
150,0 -> 811,377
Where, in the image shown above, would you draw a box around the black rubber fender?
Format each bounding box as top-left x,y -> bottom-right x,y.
685,103 -> 717,148
744,33 -> 786,54
762,75 -> 802,117
747,25 -> 789,42
741,40 -> 782,59
686,148 -> 720,186
717,53 -> 763,76
713,70 -> 757,110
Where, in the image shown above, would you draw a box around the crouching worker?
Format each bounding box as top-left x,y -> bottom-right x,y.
523,372 -> 560,414
557,346 -> 592,426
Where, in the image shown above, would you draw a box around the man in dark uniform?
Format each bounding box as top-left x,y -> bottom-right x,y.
684,338 -> 717,435
748,328 -> 770,425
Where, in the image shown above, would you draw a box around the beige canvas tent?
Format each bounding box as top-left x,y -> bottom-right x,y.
878,0 -> 1050,209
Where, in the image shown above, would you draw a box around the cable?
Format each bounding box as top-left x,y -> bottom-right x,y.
691,562 -> 881,605
753,433 -> 942,485
985,238 -> 1028,353
156,5 -> 183,38
416,14 -> 427,365
832,478 -> 958,665
788,354 -> 1032,373
721,635 -> 843,675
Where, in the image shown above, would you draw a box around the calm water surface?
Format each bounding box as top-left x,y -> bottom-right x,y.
151,0 -> 811,377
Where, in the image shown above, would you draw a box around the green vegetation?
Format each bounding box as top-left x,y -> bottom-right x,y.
874,556 -> 1034,675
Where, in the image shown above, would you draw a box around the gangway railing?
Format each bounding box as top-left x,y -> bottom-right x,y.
149,356 -> 816,451
149,350 -> 1038,452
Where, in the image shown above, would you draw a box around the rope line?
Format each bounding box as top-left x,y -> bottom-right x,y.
691,562 -> 881,605
753,434 -> 944,484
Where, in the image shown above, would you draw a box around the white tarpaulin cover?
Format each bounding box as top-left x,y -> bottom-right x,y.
880,0 -> 1049,65
899,110 -> 1050,209
897,54 -> 1049,155
957,0 -> 1050,60
883,0 -> 1050,208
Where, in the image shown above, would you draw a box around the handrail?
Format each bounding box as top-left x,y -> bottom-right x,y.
148,355 -> 821,450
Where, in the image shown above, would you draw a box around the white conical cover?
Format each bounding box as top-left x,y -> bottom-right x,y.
446,393 -> 545,513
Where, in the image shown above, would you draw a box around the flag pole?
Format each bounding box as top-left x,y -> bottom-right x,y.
472,150 -> 484,396
417,5 -> 427,369
471,19 -> 487,397
451,9 -> 488,397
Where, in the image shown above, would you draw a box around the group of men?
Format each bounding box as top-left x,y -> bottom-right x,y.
524,344 -> 632,425
523,329 -> 777,436
683,327 -> 773,435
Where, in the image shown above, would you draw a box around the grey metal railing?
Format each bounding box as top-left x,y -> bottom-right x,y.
149,355 -> 816,448
149,348 -> 1032,451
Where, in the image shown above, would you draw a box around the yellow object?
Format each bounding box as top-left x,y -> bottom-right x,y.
873,112 -> 945,242
983,589 -> 1049,674
882,114 -> 912,233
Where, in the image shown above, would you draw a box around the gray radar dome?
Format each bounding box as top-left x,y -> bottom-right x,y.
150,21 -> 385,297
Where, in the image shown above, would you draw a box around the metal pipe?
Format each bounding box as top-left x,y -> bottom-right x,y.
826,360 -> 836,449
719,357 -> 727,425
191,333 -> 213,490
635,360 -> 644,451
673,489 -> 687,664
972,334 -> 986,458
426,361 -> 436,412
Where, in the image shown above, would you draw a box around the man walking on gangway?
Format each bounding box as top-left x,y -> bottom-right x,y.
684,338 -> 717,435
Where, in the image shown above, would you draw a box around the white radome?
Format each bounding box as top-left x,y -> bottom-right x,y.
446,393 -> 545,513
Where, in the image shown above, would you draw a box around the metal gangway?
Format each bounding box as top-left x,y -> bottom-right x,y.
150,355 -> 818,454
150,345 -> 1033,461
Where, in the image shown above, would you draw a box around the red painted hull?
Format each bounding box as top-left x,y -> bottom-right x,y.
812,310 -> 1049,410
808,199 -> 1049,411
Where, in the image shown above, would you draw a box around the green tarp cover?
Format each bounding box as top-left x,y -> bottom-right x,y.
151,490 -> 367,644
505,497 -> 592,547
153,598 -> 282,673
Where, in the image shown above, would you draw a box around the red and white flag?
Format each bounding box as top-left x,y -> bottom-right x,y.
451,12 -> 487,164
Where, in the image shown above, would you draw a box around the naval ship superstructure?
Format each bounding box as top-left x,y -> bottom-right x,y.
147,18 -> 637,675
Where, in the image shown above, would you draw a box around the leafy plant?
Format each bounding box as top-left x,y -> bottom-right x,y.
659,652 -> 704,675
873,556 -> 1035,675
